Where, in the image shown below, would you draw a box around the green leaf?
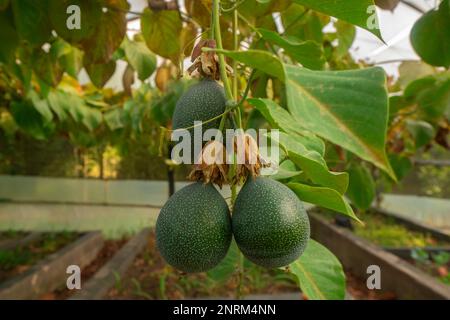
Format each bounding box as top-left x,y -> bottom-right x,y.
281,4 -> 325,43
185,0 -> 210,28
248,98 -> 303,134
28,90 -> 53,122
82,107 -> 103,132
257,28 -> 325,70
0,9 -> 19,64
293,0 -> 382,40
220,53 -> 393,177
85,60 -> 116,88
270,160 -> 302,180
123,99 -> 144,133
10,100 -> 52,140
404,73 -> 450,122
334,20 -> 356,58
12,0 -> 51,46
213,49 -> 285,81
398,61 -> 435,89
207,241 -> 239,283
46,90 -> 102,131
269,132 -> 349,194
141,8 -> 182,62
388,95 -> 409,117
405,120 -> 435,149
104,108 -> 124,131
32,51 -> 63,87
388,154 -> 412,181
289,239 -> 346,300
285,65 -> 395,179
287,182 -> 360,222
238,0 -> 276,22
346,163 -> 376,210
50,38 -> 73,59
81,0 -> 129,64
50,39 -> 84,78
47,90 -> 68,121
49,0 -> 102,44
410,0 -> 450,68
248,98 -> 325,155
121,37 -> 157,81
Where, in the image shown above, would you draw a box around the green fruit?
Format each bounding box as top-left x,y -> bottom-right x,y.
232,177 -> 310,268
156,182 -> 232,273
172,79 -> 226,132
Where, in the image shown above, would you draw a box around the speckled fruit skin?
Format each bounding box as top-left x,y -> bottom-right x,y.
156,182 -> 232,273
232,177 -> 310,268
172,79 -> 226,132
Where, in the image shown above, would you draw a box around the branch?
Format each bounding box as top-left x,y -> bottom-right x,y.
148,0 -> 178,11
400,0 -> 426,14
373,58 -> 419,65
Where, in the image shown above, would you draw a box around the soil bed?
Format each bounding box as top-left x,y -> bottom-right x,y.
346,271 -> 396,300
106,231 -> 392,300
106,231 -> 297,300
0,232 -> 78,283
319,209 -> 448,247
0,231 -> 27,242
315,208 -> 450,287
406,251 -> 450,286
41,237 -> 129,300
309,208 -> 450,299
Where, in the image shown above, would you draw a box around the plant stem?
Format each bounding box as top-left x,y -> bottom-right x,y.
213,0 -> 245,300
213,0 -> 233,100
232,1 -> 245,301
210,1 -> 216,40
237,245 -> 244,299
232,10 -> 238,99
232,7 -> 242,129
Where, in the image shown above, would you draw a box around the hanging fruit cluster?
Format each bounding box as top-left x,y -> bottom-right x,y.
155,39 -> 311,273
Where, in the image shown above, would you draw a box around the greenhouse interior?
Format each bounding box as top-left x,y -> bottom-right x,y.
0,0 -> 449,307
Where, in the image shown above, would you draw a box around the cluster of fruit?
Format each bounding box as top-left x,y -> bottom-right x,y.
156,79 -> 311,273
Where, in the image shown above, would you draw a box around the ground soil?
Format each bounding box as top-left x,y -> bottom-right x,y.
345,271 -> 396,300
312,208 -> 450,287
106,231 -> 396,300
0,232 -> 78,283
105,231 -> 298,300
41,237 -> 129,300
0,231 -> 27,242
407,258 -> 449,286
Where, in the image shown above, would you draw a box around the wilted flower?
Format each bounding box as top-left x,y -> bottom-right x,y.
233,133 -> 270,183
188,140 -> 229,188
187,39 -> 220,80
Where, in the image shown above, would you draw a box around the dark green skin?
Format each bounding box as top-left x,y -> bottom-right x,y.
172,79 -> 226,162
172,79 -> 226,132
156,182 -> 232,273
232,177 -> 310,268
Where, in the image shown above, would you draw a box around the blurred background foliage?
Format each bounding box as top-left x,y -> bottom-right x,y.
0,0 -> 448,201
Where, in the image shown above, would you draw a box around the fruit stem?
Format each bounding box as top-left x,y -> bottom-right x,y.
232,1 -> 245,301
169,108 -> 235,132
